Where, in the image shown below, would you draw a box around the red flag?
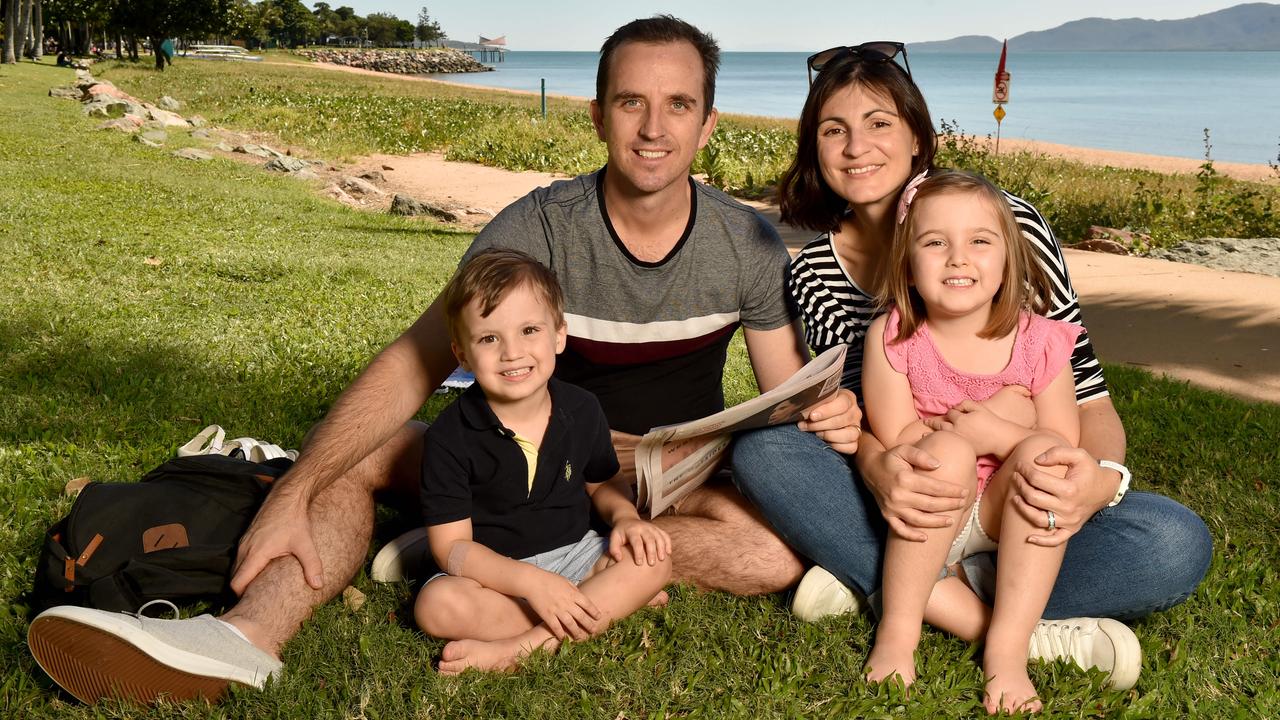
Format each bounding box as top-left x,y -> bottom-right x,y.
993,40 -> 1010,104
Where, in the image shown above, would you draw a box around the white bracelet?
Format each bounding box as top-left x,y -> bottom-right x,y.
1098,460 -> 1131,507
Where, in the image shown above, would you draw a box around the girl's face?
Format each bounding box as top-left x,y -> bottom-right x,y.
907,191 -> 1009,324
816,83 -> 920,216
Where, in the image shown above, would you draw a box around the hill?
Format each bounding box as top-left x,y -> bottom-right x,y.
911,2 -> 1280,51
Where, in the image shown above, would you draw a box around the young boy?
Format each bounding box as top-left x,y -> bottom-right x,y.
415,248 -> 672,674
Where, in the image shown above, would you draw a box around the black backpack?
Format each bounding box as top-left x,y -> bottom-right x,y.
32,454 -> 288,614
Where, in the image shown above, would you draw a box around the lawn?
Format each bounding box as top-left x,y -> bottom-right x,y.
1,58 -> 1278,719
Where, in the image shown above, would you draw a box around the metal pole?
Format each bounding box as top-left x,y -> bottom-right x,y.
541,78 -> 546,119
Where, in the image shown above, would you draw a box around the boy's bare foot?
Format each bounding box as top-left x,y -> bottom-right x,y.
646,590 -> 670,607
864,643 -> 916,689
437,637 -> 529,675
983,663 -> 1042,715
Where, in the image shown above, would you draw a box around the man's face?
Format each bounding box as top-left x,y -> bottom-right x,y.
590,40 -> 719,197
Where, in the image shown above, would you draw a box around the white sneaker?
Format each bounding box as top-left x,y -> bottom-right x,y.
1028,617 -> 1141,690
28,605 -> 281,705
371,527 -> 432,583
790,565 -> 865,622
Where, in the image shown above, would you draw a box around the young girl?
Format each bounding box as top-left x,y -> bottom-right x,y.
861,171 -> 1086,714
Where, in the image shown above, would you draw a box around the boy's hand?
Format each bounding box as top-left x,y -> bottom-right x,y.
523,569 -> 602,641
609,518 -> 671,566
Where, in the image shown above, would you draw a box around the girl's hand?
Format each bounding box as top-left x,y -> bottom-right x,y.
923,400 -> 1028,459
523,569 -> 602,641
1012,446 -> 1115,546
982,385 -> 1036,428
858,441 -> 968,542
609,518 -> 672,566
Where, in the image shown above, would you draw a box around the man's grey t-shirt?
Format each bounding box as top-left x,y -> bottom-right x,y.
464,167 -> 793,435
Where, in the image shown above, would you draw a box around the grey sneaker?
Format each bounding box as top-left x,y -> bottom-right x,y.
371,527 -> 432,583
1028,617 -> 1141,690
28,605 -> 281,705
791,565 -> 866,622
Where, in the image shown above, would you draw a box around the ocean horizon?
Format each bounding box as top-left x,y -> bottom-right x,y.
428,50 -> 1280,166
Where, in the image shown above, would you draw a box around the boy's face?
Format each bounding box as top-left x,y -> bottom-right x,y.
452,282 -> 567,408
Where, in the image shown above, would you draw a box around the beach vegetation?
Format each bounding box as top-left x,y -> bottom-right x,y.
1,58 -> 1278,720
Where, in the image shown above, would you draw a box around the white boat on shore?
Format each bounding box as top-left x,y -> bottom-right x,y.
181,45 -> 262,61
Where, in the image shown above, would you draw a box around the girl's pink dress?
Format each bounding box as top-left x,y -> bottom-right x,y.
883,307 -> 1083,492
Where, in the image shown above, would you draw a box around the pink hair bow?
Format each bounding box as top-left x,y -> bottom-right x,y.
895,171 -> 929,225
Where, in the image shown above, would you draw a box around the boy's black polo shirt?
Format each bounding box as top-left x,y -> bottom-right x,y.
420,378 -> 620,559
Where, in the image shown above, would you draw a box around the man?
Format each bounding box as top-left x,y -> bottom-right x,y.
27,16 -> 860,705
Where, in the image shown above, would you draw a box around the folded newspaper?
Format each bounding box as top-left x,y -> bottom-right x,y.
635,345 -> 847,518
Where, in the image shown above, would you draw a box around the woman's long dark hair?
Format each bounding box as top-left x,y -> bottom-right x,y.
778,55 -> 937,232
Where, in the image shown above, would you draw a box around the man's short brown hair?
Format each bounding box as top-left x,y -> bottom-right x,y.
443,249 -> 565,344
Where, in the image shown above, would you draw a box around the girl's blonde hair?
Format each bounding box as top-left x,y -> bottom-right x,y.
878,171 -> 1051,343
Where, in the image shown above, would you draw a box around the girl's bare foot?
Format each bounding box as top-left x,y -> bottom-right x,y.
864,642 -> 917,689
983,663 -> 1042,715
437,637 -> 529,675
646,589 -> 670,607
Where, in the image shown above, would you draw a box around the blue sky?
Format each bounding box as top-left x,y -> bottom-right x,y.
335,1 -> 1255,50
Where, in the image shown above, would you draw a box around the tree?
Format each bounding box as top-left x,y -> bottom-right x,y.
364,12 -> 409,47
269,0 -> 313,47
415,5 -> 443,43
110,0 -> 232,70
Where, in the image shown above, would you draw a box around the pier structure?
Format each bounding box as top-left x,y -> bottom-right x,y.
438,36 -> 506,63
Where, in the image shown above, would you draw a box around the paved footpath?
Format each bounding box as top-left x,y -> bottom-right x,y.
358,153 -> 1280,405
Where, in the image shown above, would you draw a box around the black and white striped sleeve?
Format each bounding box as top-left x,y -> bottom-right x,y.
1005,192 -> 1109,404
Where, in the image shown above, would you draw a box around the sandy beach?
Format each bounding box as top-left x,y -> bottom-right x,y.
291,60 -> 1277,183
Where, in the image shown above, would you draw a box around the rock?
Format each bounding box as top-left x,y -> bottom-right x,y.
145,105 -> 190,129
74,69 -> 94,86
358,169 -> 385,183
98,116 -> 144,133
83,98 -> 130,119
213,142 -> 235,152
381,164 -> 394,171
265,156 -> 311,173
464,206 -> 496,219
141,120 -> 167,131
157,95 -> 182,112
1080,225 -> 1152,254
293,168 -> 321,181
49,86 -> 82,100
173,148 -> 213,161
292,48 -> 492,75
323,183 -> 359,205
1071,238 -> 1129,255
260,145 -> 288,159
234,144 -> 275,159
139,129 -> 168,144
340,176 -> 385,197
187,115 -> 208,128
190,128 -> 213,140
135,135 -> 163,148
390,193 -> 463,222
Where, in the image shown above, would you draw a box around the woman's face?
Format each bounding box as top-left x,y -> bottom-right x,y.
815,82 -> 920,216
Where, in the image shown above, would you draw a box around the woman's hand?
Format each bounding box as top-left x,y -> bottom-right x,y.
798,388 -> 863,454
1011,446 -> 1117,546
857,437 -> 968,542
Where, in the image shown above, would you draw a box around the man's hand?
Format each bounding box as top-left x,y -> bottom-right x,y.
609,518 -> 671,566
230,491 -> 324,594
609,430 -> 642,489
859,441 -> 967,542
1012,445 -> 1117,547
797,388 -> 863,454
522,569 -> 603,641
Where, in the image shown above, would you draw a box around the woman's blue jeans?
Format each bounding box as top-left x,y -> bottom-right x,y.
731,423 -> 1212,621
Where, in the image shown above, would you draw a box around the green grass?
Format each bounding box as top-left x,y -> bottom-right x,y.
2,59 -> 1278,718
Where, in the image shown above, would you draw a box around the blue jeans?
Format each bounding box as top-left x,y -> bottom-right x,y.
731,423 -> 1212,621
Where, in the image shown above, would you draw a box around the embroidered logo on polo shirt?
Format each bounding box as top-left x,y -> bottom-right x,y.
564,462 -> 572,482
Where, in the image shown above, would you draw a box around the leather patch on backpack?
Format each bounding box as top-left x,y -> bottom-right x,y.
142,524 -> 190,552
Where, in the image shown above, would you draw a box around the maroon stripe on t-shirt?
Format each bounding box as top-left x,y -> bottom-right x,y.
568,323 -> 739,365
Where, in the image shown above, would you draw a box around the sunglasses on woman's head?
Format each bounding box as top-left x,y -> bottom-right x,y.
806,42 -> 911,85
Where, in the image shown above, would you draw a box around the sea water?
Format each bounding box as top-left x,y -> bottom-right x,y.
428,50 -> 1280,165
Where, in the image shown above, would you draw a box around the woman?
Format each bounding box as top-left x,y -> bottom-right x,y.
731,42 -> 1211,690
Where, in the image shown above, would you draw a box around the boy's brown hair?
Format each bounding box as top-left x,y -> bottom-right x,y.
443,249 -> 565,344
879,171 -> 1051,343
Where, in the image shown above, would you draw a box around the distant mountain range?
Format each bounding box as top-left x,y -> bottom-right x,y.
911,2 -> 1280,52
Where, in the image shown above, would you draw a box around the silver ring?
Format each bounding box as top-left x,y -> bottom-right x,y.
1046,510 -> 1056,531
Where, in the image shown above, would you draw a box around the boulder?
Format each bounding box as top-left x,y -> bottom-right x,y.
187,115 -> 208,128
98,115 -> 145,133
190,128 -> 213,140
213,142 -> 235,152
358,169 -> 386,183
234,144 -> 275,159
1079,225 -> 1151,254
145,105 -> 191,129
265,156 -> 310,173
323,183 -> 359,205
139,129 -> 169,145
49,86 -> 83,100
292,48 -> 492,75
84,98 -> 130,119
340,176 -> 385,197
158,95 -> 182,112
173,148 -> 214,161
293,168 -> 321,181
134,135 -> 164,148
390,194 -> 463,223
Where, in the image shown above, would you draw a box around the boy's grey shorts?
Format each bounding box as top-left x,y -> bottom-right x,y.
425,529 -> 608,586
